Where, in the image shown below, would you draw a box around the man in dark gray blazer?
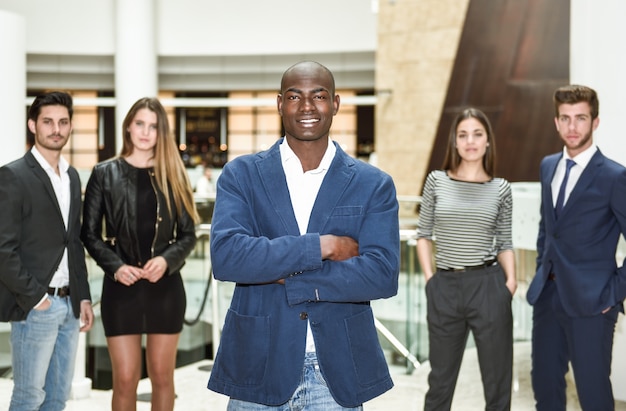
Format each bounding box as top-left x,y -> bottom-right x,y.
0,91 -> 93,411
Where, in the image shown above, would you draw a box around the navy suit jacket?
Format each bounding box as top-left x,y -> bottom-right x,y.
0,150 -> 91,321
527,149 -> 626,317
207,139 -> 400,407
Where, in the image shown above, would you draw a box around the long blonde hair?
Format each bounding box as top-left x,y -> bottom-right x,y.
120,97 -> 199,222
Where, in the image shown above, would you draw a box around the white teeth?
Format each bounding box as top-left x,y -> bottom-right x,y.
300,119 -> 318,123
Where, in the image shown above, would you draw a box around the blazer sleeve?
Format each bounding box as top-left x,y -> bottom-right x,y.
210,161 -> 323,285
609,167 -> 626,304
284,172 -> 400,304
68,168 -> 91,304
0,166 -> 48,308
535,157 -> 550,272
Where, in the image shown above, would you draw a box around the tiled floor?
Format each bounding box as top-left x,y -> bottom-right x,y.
2,341 -> 625,410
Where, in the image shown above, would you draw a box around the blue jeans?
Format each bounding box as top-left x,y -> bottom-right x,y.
10,296 -> 79,411
227,352 -> 363,411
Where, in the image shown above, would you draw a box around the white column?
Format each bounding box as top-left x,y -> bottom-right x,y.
571,0 -> 626,401
70,333 -> 91,399
570,0 -> 626,167
0,10 -> 26,167
114,0 -> 158,152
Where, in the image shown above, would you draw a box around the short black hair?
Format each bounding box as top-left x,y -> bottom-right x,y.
28,91 -> 74,122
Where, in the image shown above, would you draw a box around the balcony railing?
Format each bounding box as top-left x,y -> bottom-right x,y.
0,187 -> 586,387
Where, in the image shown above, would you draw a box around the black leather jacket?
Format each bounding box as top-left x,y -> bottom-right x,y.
81,158 -> 196,279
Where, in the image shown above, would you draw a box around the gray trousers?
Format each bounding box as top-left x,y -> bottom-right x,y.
423,263 -> 513,411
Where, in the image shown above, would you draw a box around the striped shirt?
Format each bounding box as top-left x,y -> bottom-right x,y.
417,170 -> 513,270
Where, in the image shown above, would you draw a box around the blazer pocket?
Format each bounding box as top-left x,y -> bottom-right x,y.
216,309 -> 270,386
345,308 -> 389,386
328,206 -> 364,234
330,206 -> 363,217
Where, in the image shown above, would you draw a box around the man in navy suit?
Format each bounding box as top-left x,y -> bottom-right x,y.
207,61 -> 399,410
527,85 -> 626,410
0,91 -> 93,410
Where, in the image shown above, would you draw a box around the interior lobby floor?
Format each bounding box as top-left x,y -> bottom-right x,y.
1,341 -> 625,410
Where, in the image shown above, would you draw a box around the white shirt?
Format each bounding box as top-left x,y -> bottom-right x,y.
551,144 -> 597,208
280,137 -> 336,352
31,146 -> 71,288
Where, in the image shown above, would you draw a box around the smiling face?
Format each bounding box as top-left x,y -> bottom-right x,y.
554,101 -> 599,157
127,108 -> 158,154
277,62 -> 339,145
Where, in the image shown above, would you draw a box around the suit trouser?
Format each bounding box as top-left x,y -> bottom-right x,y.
424,264 -> 513,411
531,280 -> 618,411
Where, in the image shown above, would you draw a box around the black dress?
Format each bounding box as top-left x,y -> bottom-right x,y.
100,167 -> 186,336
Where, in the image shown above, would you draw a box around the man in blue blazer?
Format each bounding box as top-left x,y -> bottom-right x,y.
527,85 -> 626,411
0,91 -> 94,410
207,61 -> 400,410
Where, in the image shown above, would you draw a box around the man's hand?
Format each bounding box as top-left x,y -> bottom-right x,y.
34,297 -> 52,311
80,300 -> 94,332
275,235 -> 359,285
320,234 -> 359,261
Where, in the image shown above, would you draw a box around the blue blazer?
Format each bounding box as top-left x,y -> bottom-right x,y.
207,139 -> 400,407
527,149 -> 626,316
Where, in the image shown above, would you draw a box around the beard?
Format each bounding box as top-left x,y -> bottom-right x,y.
36,133 -> 70,151
564,129 -> 593,153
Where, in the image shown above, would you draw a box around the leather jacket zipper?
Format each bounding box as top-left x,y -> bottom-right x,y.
148,170 -> 160,259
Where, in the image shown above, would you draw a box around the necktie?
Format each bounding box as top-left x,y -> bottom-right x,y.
555,159 -> 575,219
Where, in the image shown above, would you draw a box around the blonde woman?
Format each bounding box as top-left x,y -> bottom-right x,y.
81,97 -> 198,411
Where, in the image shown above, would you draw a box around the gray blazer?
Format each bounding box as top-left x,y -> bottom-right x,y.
0,150 -> 91,321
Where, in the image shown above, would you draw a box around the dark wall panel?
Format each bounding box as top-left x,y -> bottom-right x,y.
427,0 -> 569,182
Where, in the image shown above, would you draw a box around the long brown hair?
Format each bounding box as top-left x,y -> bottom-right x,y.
120,97 -> 199,222
441,107 -> 496,177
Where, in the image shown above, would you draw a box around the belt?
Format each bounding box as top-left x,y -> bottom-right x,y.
438,259 -> 497,273
48,286 -> 70,298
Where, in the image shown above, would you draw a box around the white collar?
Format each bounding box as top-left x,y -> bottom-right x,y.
280,137 -> 336,174
562,143 -> 597,169
31,146 -> 69,174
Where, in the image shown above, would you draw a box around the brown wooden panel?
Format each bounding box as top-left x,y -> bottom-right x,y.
495,82 -> 564,180
426,0 -> 569,184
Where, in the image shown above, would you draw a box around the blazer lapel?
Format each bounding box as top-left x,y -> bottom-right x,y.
25,152 -> 65,223
256,142 -> 300,236
67,167 -> 81,234
544,154 -> 561,223
307,144 -> 355,233
560,150 -> 604,218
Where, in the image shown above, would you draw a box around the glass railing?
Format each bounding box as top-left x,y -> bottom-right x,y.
0,195 -> 543,385
372,229 -> 537,375
83,220 -> 216,389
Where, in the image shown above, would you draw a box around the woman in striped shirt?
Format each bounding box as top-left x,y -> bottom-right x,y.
417,107 -> 516,411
